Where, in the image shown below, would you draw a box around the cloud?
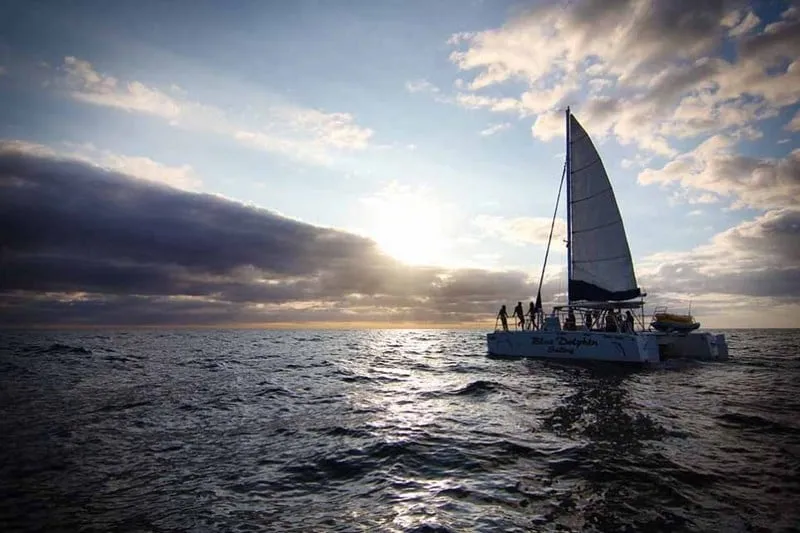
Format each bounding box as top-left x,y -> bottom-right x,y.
54,57 -> 374,164
76,147 -> 200,190
440,1 -> 800,154
787,109 -> 800,132
637,209 -> 800,321
620,153 -> 653,169
281,107 -> 373,149
454,93 -> 525,114
0,140 -> 200,190
479,122 -> 511,136
2,145 -> 796,327
638,135 -> 800,210
588,78 -> 613,94
632,208 -> 800,328
61,56 -> 182,119
738,7 -> 800,64
0,145 -> 548,326
727,9 -> 761,37
405,79 -> 440,93
531,111 -> 565,142
473,215 -> 566,246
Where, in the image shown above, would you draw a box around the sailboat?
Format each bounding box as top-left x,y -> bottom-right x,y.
486,108 -> 728,363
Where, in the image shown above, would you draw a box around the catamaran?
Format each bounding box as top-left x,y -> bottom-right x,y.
486,108 -> 728,362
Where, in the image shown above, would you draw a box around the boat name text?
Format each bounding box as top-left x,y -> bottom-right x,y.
530,336 -> 600,348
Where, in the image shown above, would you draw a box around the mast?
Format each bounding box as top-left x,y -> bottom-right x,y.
565,107 -> 572,304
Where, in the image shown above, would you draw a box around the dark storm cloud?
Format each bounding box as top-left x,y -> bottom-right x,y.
0,150 -> 381,278
0,145 -> 541,325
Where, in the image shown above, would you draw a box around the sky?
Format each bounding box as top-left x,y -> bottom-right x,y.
1,0 -> 798,328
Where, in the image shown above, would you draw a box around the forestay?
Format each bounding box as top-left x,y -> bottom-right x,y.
568,115 -> 641,302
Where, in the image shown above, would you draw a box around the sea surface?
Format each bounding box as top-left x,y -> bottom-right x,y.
0,329 -> 798,532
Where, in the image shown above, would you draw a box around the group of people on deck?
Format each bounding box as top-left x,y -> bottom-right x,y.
496,302 -> 538,332
497,302 -> 637,333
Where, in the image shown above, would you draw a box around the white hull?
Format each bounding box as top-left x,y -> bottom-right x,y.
486,329 -> 729,363
652,332 -> 729,361
486,330 -> 660,363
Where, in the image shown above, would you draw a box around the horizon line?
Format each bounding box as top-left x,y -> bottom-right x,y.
0,323 -> 795,331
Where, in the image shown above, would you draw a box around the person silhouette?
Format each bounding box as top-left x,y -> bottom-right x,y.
527,301 -> 536,330
513,301 -> 525,330
564,309 -> 576,330
497,305 -> 509,331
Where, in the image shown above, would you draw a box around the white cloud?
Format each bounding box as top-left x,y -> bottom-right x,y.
690,193 -> 722,205
639,135 -> 800,210
62,56 -> 182,119
620,153 -> 653,169
787,109 -> 800,132
405,79 -> 440,93
55,57 -> 373,164
728,10 -> 761,37
438,1 -> 800,157
281,107 -> 373,149
455,93 -> 524,114
531,111 -> 564,141
0,139 -> 54,154
234,131 -> 331,165
588,78 -> 613,94
473,215 -> 565,246
480,122 -> 511,136
73,144 -> 200,190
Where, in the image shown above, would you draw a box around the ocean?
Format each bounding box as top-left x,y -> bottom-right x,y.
0,329 -> 798,532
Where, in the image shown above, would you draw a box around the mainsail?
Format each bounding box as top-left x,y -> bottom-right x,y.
567,114 -> 641,302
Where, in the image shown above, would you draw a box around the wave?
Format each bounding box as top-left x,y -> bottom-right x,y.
716,412 -> 800,435
93,400 -> 153,413
321,426 -> 374,439
42,343 -> 92,355
404,524 -> 457,533
451,380 -> 509,396
2,328 -> 798,532
255,385 -> 294,398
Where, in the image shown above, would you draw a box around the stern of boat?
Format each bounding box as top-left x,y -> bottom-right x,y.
487,329 -> 660,363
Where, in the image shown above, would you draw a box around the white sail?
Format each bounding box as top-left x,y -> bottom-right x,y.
568,115 -> 640,302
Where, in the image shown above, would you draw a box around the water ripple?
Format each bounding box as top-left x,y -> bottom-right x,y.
0,328 -> 797,531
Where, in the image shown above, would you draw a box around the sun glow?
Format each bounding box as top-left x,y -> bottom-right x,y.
362,182 -> 453,266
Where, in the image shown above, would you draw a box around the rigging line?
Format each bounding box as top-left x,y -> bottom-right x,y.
536,160 -> 567,303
